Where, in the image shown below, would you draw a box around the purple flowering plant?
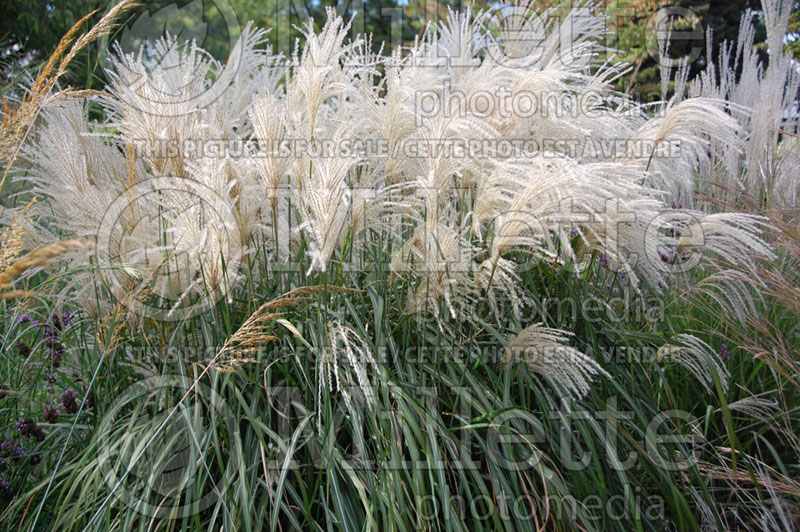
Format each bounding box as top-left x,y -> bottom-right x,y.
1,308 -> 89,500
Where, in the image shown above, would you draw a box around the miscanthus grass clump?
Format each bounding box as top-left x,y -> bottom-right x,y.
2,0 -> 797,530
17,2 -> 771,378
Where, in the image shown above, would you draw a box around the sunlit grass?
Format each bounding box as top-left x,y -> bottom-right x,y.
1,1 -> 798,530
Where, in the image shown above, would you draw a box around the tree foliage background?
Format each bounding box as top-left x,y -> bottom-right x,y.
0,0 -> 793,101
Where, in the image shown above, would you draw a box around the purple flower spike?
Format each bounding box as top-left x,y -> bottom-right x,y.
51,346 -> 65,368
61,388 -> 79,414
43,403 -> 59,423
16,417 -> 45,441
0,478 -> 11,499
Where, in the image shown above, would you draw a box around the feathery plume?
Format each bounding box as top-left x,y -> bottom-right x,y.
506,323 -> 609,401
657,334 -> 730,394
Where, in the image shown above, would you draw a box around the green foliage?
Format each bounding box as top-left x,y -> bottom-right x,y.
1,0 -> 794,102
788,7 -> 800,57
1,2 -> 799,530
1,231 -> 797,530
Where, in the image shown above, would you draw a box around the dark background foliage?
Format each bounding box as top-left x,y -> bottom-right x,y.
0,0 -> 790,101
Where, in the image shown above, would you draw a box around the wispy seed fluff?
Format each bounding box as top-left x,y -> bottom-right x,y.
506,324 -> 610,402
656,334 -> 730,394
15,3 -> 779,387
317,321 -> 379,433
